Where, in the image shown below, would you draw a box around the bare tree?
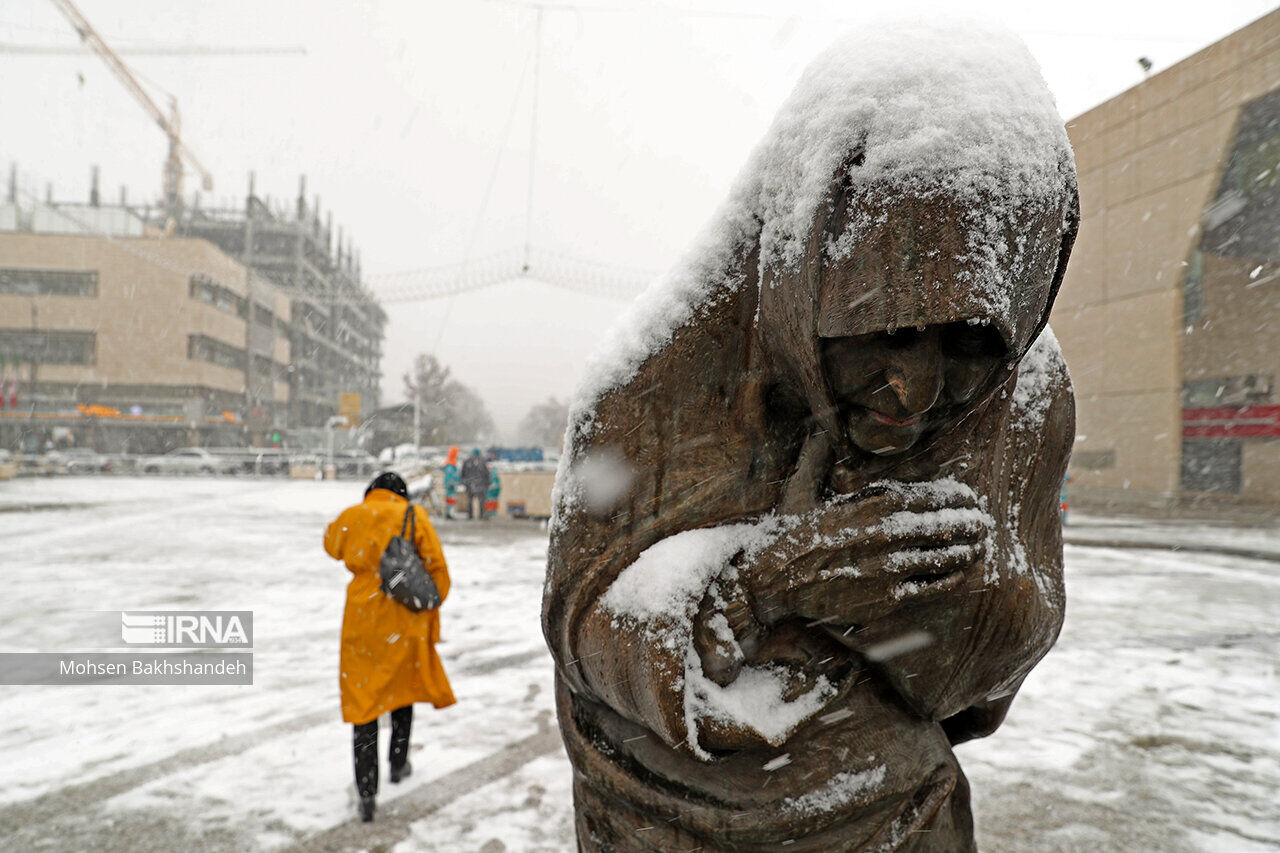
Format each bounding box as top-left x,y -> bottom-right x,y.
518,396 -> 569,449
403,354 -> 495,445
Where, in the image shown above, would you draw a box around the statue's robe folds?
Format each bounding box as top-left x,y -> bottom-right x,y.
544,27 -> 1079,853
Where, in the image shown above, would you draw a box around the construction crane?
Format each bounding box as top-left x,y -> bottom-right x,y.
48,0 -> 214,220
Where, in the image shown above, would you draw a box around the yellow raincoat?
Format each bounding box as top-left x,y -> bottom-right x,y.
324,489 -> 455,724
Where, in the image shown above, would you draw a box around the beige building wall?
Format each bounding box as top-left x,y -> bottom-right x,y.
0,232 -> 284,407
1184,254 -> 1280,383
1242,441 -> 1280,503
1052,8 -> 1280,505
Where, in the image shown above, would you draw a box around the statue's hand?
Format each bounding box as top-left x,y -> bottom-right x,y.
744,482 -> 992,627
691,573 -> 764,687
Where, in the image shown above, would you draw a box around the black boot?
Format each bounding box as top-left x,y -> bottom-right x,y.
388,705 -> 414,783
353,719 -> 379,821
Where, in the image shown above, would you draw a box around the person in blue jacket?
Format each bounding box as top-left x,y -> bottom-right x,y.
441,445 -> 460,519
484,460 -> 502,518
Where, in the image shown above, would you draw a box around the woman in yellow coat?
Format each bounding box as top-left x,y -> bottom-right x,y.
324,472 -> 455,822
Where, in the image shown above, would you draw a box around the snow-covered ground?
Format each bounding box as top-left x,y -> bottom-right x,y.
0,477 -> 1275,851
1066,511 -> 1280,560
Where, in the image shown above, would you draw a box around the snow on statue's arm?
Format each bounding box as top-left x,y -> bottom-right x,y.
853,330 -> 1074,738
542,309 -> 810,757
542,437 -> 717,755
547,506 -> 826,758
602,523 -> 843,756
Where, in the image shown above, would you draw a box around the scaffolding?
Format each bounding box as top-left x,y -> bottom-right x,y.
164,174 -> 385,429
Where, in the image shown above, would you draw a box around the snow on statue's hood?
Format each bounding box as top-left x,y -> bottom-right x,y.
748,21 -> 1073,278
571,20 -> 1077,427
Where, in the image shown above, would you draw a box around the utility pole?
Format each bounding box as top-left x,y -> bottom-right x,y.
413,389 -> 422,458
29,301 -> 38,408
325,415 -> 346,479
243,173 -> 257,438
24,299 -> 39,450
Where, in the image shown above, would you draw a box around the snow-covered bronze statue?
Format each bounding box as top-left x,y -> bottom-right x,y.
545,23 -> 1078,852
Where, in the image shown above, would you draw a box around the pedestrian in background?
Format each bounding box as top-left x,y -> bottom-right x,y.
460,448 -> 489,520
323,472 -> 454,823
484,458 -> 502,519
441,445 -> 460,519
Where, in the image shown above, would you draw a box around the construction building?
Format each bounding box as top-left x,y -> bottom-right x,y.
0,174 -> 384,452
170,176 -> 385,430
1053,8 -> 1280,507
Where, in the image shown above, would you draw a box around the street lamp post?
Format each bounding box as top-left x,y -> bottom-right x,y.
29,301 -> 37,391
325,414 -> 348,479
27,300 -> 39,432
413,391 -> 421,458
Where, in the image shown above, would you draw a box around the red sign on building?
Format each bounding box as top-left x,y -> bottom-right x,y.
1182,405 -> 1280,438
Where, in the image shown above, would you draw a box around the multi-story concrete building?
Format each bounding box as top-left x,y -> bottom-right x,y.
0,229 -> 292,451
0,176 -> 384,452
1053,8 -> 1280,508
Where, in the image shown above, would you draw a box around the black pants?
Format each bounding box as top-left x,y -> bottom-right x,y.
466,491 -> 485,519
352,705 -> 413,798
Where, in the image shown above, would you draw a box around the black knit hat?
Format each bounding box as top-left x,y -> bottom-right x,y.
365,471 -> 408,499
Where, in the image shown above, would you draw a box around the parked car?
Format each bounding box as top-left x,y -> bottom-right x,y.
332,450 -> 378,479
13,453 -> 52,476
140,448 -> 239,476
56,448 -> 114,474
206,448 -> 292,477
245,448 -> 292,476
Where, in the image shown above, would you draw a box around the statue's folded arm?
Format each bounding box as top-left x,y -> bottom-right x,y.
850,362 -> 1075,729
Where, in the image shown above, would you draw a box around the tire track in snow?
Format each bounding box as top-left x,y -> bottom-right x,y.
0,706 -> 335,840
0,482 -> 316,545
1063,534 -> 1280,565
287,722 -> 564,852
0,647 -> 549,837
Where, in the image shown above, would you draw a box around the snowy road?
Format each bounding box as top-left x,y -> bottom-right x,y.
0,478 -> 1276,851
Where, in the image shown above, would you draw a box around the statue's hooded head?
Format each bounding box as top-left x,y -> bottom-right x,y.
562,21 -> 1078,509
747,21 -> 1079,459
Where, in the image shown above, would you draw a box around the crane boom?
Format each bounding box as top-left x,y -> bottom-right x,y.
48,0 -> 214,217
0,42 -> 306,56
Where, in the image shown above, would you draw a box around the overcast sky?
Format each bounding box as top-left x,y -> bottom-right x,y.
2,0 -> 1275,437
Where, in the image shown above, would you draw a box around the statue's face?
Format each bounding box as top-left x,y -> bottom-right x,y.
821,322 -> 1006,456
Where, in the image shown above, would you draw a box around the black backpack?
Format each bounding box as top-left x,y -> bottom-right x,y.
379,506 -> 442,612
